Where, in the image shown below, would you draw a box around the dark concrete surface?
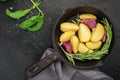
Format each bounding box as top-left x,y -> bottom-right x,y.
0,0 -> 120,80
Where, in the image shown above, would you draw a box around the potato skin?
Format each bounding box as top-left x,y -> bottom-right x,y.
91,23 -> 104,42
60,22 -> 79,32
80,13 -> 97,20
78,23 -> 91,42
86,41 -> 102,49
59,31 -> 75,42
70,36 -> 79,53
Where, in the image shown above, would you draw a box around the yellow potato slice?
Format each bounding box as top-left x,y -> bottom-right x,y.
80,13 -> 97,20
70,36 -> 79,53
78,43 -> 89,53
60,22 -> 79,32
86,41 -> 102,49
78,23 -> 91,42
59,31 -> 75,42
91,23 -> 104,42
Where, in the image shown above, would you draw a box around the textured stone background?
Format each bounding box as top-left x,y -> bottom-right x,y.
0,0 -> 120,80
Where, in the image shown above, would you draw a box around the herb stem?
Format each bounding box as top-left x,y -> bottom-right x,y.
30,0 -> 44,15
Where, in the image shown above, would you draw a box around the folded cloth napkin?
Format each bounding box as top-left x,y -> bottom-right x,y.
29,48 -> 113,80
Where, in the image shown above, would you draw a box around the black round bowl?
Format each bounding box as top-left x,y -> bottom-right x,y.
53,6 -> 113,68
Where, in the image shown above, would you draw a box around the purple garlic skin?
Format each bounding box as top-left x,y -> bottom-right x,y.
62,42 -> 73,53
82,18 -> 96,29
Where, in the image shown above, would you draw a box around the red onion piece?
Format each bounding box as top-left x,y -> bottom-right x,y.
62,42 -> 73,53
102,31 -> 107,42
82,18 -> 96,29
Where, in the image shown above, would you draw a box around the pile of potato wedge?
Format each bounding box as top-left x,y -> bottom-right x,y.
59,13 -> 106,54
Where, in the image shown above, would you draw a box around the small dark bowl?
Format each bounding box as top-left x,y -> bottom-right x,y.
53,6 -> 113,69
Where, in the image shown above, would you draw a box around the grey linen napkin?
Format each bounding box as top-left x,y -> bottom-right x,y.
29,48 -> 113,80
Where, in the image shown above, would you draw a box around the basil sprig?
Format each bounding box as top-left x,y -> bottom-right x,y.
6,0 -> 44,32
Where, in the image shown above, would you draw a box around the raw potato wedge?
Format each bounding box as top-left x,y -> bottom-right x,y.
60,31 -> 75,42
70,36 -> 79,53
60,22 -> 79,32
80,13 -> 97,20
78,43 -> 89,53
78,23 -> 91,42
91,23 -> 104,42
86,41 -> 102,49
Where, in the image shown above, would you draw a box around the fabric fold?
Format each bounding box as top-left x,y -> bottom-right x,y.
29,48 -> 113,80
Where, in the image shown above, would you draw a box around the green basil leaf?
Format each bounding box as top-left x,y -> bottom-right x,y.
19,15 -> 39,29
6,9 -> 31,19
28,15 -> 44,32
